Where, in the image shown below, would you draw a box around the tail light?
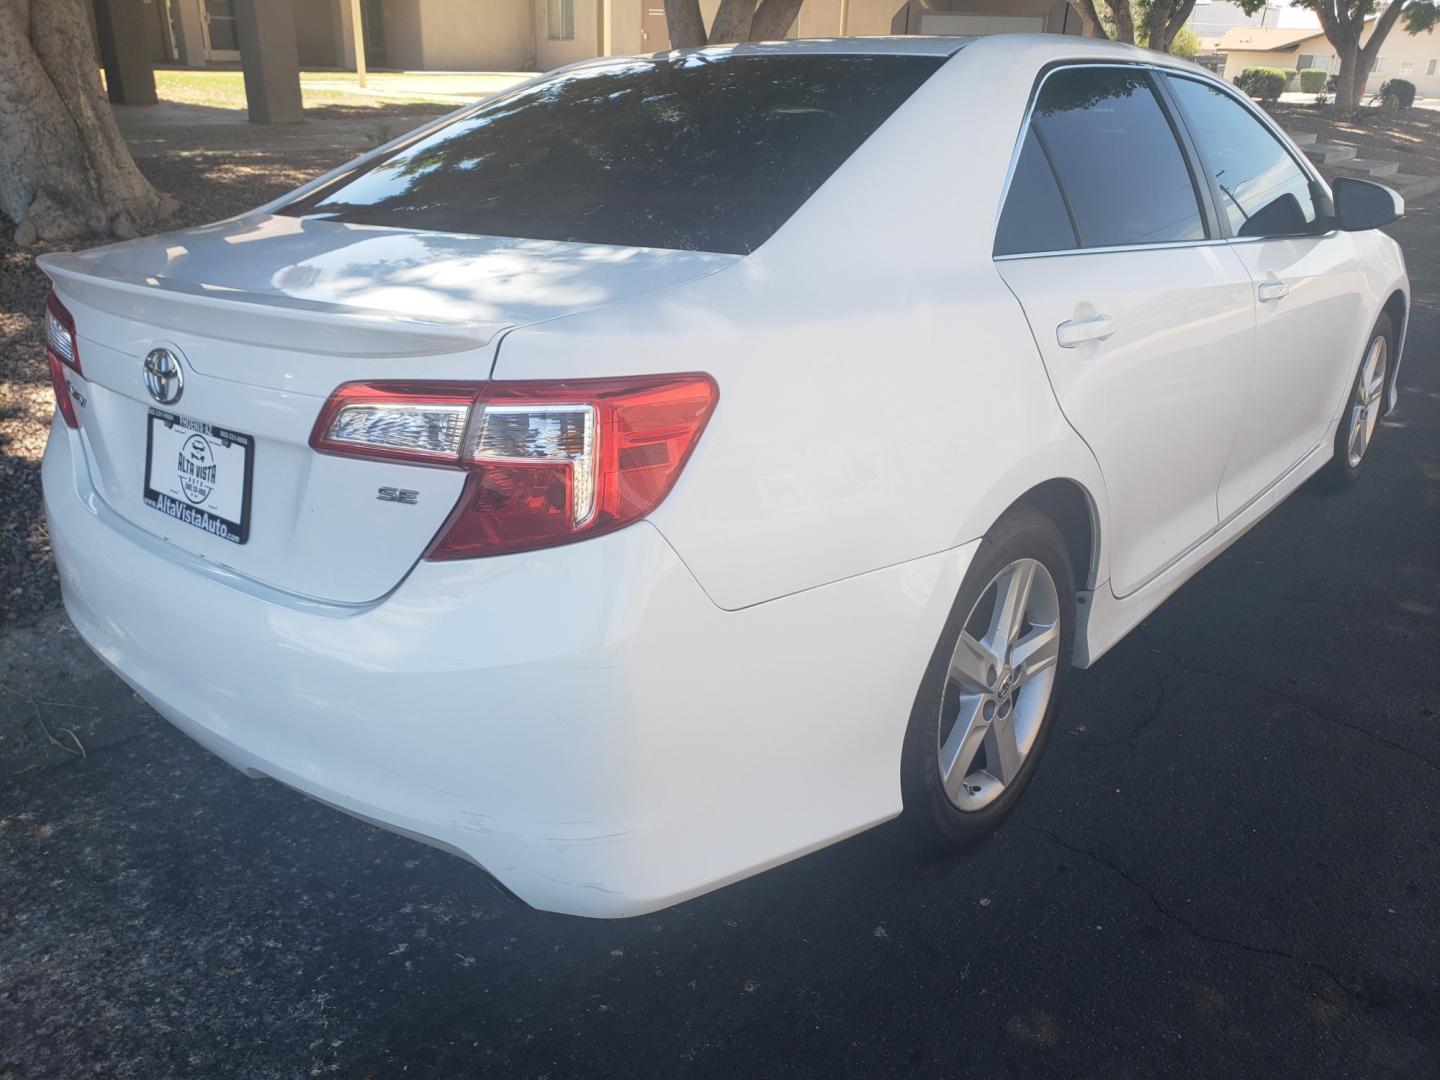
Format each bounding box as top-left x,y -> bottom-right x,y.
310,374 -> 718,558
44,291 -> 81,429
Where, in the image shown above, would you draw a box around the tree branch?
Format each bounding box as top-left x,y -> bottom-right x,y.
1359,0 -> 1409,65
1076,0 -> 1112,39
1163,0 -> 1199,50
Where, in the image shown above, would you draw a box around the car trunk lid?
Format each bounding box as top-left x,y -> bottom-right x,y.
40,215 -> 736,604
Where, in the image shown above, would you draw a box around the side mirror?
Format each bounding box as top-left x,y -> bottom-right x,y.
1333,176 -> 1404,232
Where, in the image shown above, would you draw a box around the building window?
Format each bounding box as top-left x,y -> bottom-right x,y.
1429,59 -> 1439,75
1297,53 -> 1315,70
1400,61 -> 1414,76
547,0 -> 575,39
1373,56 -> 1385,73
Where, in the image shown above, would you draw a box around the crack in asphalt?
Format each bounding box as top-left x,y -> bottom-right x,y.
1128,629 -> 1440,772
1010,815 -> 1383,1010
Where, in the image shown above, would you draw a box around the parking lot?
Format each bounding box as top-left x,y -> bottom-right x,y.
2,204 -> 1437,1079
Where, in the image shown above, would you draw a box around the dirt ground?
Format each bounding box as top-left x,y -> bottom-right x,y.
1268,101 -> 1440,180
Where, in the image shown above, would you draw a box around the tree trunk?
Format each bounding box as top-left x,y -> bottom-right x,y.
664,0 -> 803,49
0,0 -> 172,245
1076,0 -> 1111,39
1148,0 -> 1198,53
1333,38 -> 1365,112
663,0 -> 707,48
749,0 -> 805,40
708,0 -> 754,43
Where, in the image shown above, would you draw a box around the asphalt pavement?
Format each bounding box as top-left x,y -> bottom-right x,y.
2,206 -> 1437,1079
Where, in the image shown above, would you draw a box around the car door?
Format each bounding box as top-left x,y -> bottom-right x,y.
1161,73 -> 1369,521
994,65 -> 1256,598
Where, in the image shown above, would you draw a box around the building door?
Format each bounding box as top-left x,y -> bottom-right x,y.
641,3 -> 670,52
201,0 -> 240,61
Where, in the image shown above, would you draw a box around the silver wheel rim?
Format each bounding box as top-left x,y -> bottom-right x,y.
937,558 -> 1061,812
1347,335 -> 1387,469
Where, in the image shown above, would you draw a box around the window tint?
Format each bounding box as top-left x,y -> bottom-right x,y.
279,54 -> 944,255
1165,75 -> 1318,238
1027,67 -> 1205,249
994,129 -> 1077,255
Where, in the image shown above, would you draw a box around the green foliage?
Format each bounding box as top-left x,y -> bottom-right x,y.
1378,78 -> 1416,107
1403,0 -> 1440,33
1298,68 -> 1328,93
1234,67 -> 1290,101
1169,25 -> 1201,59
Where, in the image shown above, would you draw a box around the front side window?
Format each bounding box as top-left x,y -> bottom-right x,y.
1015,67 -> 1206,251
547,0 -> 575,40
279,54 -> 943,254
1165,75 -> 1318,238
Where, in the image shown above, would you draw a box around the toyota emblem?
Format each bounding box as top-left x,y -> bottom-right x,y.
143,347 -> 184,405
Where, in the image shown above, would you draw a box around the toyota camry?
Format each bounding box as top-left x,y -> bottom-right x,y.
39,34 -> 1408,916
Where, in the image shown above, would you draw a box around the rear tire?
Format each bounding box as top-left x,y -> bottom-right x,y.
897,506 -> 1075,851
1322,312 -> 1392,490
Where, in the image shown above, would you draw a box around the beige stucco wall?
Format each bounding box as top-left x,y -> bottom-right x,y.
1221,46 -> 1295,81
379,0 -> 1103,73
382,0 -> 532,70
293,0 -> 337,66
535,0 -> 603,69
1222,27 -> 1440,96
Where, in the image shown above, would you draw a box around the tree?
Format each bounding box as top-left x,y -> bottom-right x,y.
663,0 -> 806,48
0,0 -> 172,245
1169,24 -> 1202,58
1233,0 -> 1439,112
1077,0 -> 1194,54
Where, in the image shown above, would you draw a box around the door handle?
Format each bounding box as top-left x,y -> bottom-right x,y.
1257,279 -> 1289,303
1056,314 -> 1116,349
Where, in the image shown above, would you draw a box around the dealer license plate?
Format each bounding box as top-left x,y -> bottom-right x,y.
142,408 -> 254,545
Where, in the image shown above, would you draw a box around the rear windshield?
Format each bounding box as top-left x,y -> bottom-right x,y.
278,53 -> 945,255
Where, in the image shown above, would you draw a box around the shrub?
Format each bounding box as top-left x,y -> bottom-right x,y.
1298,68 -> 1328,94
1169,26 -> 1201,60
1235,67 -> 1290,101
1378,78 -> 1416,108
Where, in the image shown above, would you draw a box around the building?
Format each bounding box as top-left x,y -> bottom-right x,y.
148,0 -> 1097,73
1218,21 -> 1440,97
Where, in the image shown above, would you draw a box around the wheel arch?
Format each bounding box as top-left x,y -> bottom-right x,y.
1005,477 -> 1102,592
1382,288 -> 1407,411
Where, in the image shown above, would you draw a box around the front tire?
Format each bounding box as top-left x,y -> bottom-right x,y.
1323,312 -> 1392,490
897,506 -> 1075,851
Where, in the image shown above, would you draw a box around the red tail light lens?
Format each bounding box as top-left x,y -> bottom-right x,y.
44,291 -> 81,429
309,374 -> 718,559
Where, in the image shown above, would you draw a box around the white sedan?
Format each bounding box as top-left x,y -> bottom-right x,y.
40,35 -> 1407,916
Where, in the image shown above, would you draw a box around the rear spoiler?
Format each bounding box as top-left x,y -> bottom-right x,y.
38,254 -> 505,358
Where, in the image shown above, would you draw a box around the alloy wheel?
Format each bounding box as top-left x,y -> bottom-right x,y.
1347,334 -> 1388,468
937,558 -> 1062,812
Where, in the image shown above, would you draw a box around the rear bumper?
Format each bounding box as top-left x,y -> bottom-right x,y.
44,418 -> 976,916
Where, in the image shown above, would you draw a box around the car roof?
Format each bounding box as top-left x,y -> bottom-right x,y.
655,35 -> 972,60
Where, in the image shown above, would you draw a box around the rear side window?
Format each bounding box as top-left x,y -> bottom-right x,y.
1164,75 -> 1319,238
998,67 -> 1205,254
994,129 -> 1077,256
279,54 -> 945,255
